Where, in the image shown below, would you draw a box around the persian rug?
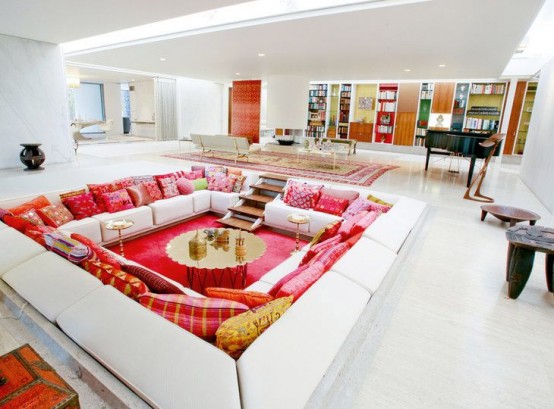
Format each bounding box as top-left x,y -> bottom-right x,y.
163,150 -> 397,187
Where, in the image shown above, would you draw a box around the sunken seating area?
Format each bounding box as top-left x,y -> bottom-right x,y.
0,166 -> 426,409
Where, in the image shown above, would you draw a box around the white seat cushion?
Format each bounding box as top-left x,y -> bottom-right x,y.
57,286 -> 241,409
386,197 -> 427,228
58,217 -> 102,243
92,206 -> 153,243
2,252 -> 102,322
329,237 -> 396,294
210,191 -> 240,214
244,280 -> 273,293
363,213 -> 411,253
264,199 -> 310,233
0,222 -> 7,230
237,272 -> 370,409
148,195 -> 194,225
0,228 -> 46,276
192,190 -> 211,213
307,209 -> 342,234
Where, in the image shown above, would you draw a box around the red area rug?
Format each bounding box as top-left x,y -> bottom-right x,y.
163,150 -> 397,187
109,214 -> 305,291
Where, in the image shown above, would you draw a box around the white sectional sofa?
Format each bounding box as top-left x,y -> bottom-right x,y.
0,172 -> 427,409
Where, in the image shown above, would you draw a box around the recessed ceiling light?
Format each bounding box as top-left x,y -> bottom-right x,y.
439,64 -> 446,68
404,69 -> 411,72
130,79 -> 135,82
235,72 -> 240,76
258,53 -> 265,57
160,57 -> 166,61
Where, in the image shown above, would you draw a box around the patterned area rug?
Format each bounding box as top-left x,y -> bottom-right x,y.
163,150 -> 397,187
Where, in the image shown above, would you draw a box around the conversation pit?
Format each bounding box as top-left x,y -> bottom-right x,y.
0,164 -> 427,409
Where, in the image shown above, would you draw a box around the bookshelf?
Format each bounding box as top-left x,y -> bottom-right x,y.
515,82 -> 537,154
463,82 -> 506,133
450,83 -> 469,131
375,83 -> 398,143
307,83 -> 328,138
326,84 -> 339,137
337,84 -> 352,139
415,82 -> 434,146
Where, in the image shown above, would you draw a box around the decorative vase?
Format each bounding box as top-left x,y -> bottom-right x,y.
19,143 -> 45,171
189,230 -> 207,261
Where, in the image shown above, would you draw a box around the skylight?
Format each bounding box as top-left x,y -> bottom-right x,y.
62,0 -> 429,55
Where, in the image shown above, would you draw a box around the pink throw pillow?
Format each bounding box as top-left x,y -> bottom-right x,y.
62,192 -> 102,220
155,173 -> 179,199
176,178 -> 195,195
314,193 -> 349,216
300,234 -> 342,265
343,197 -> 372,220
338,210 -> 368,239
283,180 -> 323,210
275,262 -> 326,301
350,211 -> 379,237
208,175 -> 235,193
308,242 -> 349,271
101,189 -> 135,213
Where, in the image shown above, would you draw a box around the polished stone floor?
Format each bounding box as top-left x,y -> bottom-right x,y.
1,138 -> 553,408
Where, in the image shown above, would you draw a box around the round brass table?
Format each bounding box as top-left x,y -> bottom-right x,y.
287,213 -> 310,254
105,219 -> 135,257
166,228 -> 266,293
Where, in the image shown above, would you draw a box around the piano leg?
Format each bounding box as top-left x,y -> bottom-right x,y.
467,155 -> 477,187
425,148 -> 431,171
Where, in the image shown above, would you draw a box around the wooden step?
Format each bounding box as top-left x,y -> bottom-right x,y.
259,173 -> 290,182
239,193 -> 274,204
230,205 -> 265,218
217,216 -> 260,232
251,183 -> 284,193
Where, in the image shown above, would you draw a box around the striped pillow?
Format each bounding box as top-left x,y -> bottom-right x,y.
275,262 -> 325,301
82,260 -> 149,300
121,263 -> 184,295
139,293 -> 249,341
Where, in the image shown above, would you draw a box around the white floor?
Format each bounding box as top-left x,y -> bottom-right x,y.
1,139 -> 553,408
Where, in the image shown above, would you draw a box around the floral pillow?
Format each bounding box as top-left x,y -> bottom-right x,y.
142,181 -> 163,201
314,193 -> 349,216
19,208 -> 46,226
37,202 -> 74,227
101,189 -> 135,213
113,177 -> 134,190
62,192 -> 102,220
283,180 -> 323,210
190,165 -> 205,177
206,165 -> 227,179
207,175 -> 236,193
154,173 -> 179,199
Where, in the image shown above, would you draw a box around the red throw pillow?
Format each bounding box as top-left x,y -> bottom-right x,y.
3,215 -> 34,233
300,234 -> 342,265
0,208 -> 12,221
125,184 -> 154,207
275,261 -> 325,301
343,197 -> 383,220
19,209 -> 45,226
176,178 -> 195,195
314,193 -> 349,216
87,183 -> 118,212
183,170 -> 204,180
101,189 -> 135,213
308,242 -> 349,271
71,233 -> 122,270
24,225 -> 57,247
190,165 -> 205,177
83,260 -> 149,300
8,195 -> 51,216
142,180 -> 163,201
205,287 -> 273,309
62,192 -> 102,220
139,293 -> 249,341
268,264 -> 310,297
155,173 -> 179,199
207,175 -> 235,193
121,263 -> 184,295
283,180 -> 323,210
113,177 -> 134,190
349,211 -> 379,237
37,202 -> 74,227
338,210 -> 368,239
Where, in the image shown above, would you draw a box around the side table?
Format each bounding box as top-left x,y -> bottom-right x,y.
287,213 -> 310,254
0,344 -> 80,408
105,219 -> 135,257
505,225 -> 554,299
481,204 -> 540,227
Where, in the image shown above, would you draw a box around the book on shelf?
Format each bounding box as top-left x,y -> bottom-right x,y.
470,83 -> 505,95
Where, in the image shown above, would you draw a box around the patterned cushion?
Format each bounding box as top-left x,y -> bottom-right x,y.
19,209 -> 45,226
101,189 -> 135,213
205,165 -> 227,178
121,263 -> 184,295
275,262 -> 325,301
314,193 -> 349,216
215,296 -> 293,359
190,165 -> 205,177
155,173 -> 179,199
24,225 -> 57,247
321,187 -> 360,204
62,192 -> 102,220
131,175 -> 156,185
283,180 -> 323,210
205,288 -> 273,309
59,189 -> 86,201
342,197 -> 371,220
338,210 -> 368,239
193,178 -> 208,191
142,180 -> 163,201
308,220 -> 342,247
308,242 -> 349,271
229,174 -> 246,193
0,208 -> 12,221
2,215 -> 34,233
8,195 -> 50,216
44,231 -> 93,263
226,167 -> 242,176
37,203 -> 74,227
350,210 -> 379,237
139,293 -> 249,340
125,184 -> 154,207
71,233 -> 122,269
114,177 -> 134,190
176,178 -> 195,195
87,183 -> 117,212
83,260 -> 149,300
183,170 -> 204,180
268,264 -> 310,297
300,234 -> 342,265
367,194 -> 393,207
207,175 -> 235,193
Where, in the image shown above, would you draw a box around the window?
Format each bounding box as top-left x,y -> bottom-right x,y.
68,83 -> 105,134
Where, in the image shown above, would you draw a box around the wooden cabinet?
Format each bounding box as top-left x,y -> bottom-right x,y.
431,82 -> 455,113
394,112 -> 417,146
349,122 -> 374,142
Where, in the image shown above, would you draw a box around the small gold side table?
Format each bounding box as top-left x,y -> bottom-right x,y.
105,219 -> 135,257
287,213 -> 310,254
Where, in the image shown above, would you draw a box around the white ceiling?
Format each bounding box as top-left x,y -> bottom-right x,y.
0,0 -> 546,83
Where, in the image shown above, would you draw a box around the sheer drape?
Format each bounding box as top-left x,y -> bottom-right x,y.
154,77 -> 177,141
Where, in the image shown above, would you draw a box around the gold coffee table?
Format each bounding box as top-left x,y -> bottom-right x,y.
166,228 -> 266,293
105,219 -> 135,256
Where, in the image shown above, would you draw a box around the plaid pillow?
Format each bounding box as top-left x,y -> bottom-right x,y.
83,260 -> 149,300
275,262 -> 325,301
139,293 -> 249,341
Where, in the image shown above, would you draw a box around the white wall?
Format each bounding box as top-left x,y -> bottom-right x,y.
520,56 -> 554,212
0,34 -> 72,169
103,82 -> 123,135
176,78 -> 225,138
130,80 -> 155,138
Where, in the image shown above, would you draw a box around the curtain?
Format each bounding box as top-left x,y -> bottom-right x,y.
154,78 -> 177,141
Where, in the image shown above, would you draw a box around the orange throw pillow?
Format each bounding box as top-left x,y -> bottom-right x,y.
205,288 -> 273,309
8,195 -> 50,216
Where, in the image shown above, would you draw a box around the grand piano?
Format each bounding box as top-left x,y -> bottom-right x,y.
424,130 -> 502,187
